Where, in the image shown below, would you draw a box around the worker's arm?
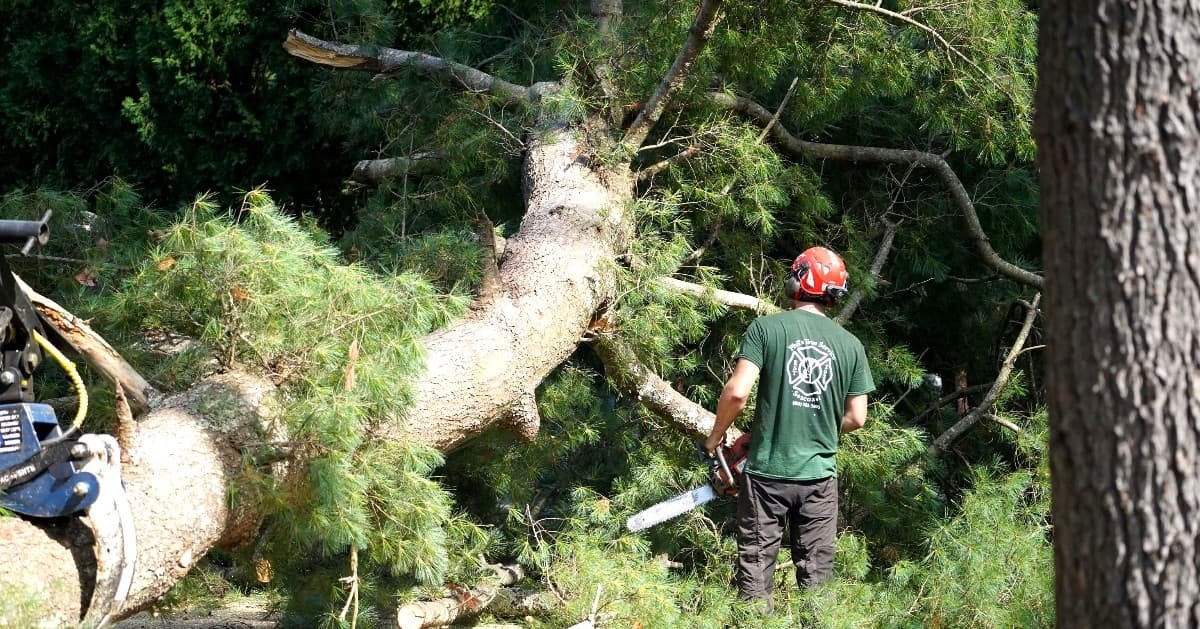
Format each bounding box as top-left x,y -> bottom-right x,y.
840,394 -> 869,434
704,359 -> 760,452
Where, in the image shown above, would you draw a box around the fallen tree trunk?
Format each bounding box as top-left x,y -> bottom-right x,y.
2,18 -> 719,622
285,31 -> 636,452
1,109 -> 634,629
2,105 -> 634,629
0,373 -> 279,624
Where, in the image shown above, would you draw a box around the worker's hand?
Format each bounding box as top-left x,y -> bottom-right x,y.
703,432 -> 725,455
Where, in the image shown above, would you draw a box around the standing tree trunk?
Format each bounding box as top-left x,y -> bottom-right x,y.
1037,1 -> 1200,626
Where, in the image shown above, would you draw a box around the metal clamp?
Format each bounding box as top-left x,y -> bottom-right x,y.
75,434 -> 137,628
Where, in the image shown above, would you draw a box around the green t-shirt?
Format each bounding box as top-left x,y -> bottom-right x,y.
737,309 -> 874,481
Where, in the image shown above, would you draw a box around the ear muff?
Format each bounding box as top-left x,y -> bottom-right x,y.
785,262 -> 809,300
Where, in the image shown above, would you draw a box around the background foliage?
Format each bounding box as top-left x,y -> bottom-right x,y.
0,0 -> 1048,626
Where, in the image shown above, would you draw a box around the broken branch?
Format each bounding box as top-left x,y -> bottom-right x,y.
710,92 -> 1043,288
15,274 -> 158,413
835,218 -> 898,325
350,152 -> 447,186
284,31 -> 534,106
591,334 -> 740,439
637,145 -> 700,181
655,276 -> 779,315
986,413 -> 1021,433
930,293 -> 1040,454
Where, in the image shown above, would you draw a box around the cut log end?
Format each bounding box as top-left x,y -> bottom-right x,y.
283,31 -> 374,69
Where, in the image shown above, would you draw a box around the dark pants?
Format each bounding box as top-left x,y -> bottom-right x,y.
735,472 -> 837,603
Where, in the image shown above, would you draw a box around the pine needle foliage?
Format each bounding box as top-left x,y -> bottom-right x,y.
98,191 -> 482,597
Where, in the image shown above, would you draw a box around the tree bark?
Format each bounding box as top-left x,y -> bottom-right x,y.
284,31 -> 533,106
1037,1 -> 1200,625
590,335 -> 740,440
384,122 -> 633,451
286,32 -> 634,452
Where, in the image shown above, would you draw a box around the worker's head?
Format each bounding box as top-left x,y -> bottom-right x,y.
785,246 -> 848,307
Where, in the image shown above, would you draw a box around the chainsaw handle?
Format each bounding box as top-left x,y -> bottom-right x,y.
713,445 -> 734,488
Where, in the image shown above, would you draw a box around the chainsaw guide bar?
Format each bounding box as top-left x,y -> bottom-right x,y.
626,483 -> 719,531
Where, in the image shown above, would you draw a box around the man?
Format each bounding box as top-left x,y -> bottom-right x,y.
704,246 -> 873,607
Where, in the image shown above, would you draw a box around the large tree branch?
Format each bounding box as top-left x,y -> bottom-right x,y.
623,0 -> 725,147
711,92 -> 1044,288
591,335 -> 740,440
287,33 -> 636,452
350,152 -> 446,185
929,293 -> 1040,454
284,30 -> 535,106
654,277 -> 779,315
370,125 -> 634,451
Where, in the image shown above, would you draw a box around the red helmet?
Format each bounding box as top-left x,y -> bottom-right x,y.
786,246 -> 848,303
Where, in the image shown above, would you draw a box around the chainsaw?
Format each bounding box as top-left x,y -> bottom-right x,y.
626,433 -> 751,532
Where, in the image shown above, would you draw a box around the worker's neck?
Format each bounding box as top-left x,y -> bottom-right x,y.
791,300 -> 827,317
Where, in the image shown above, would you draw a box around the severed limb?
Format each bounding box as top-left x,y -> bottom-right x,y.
284,31 -> 537,106
986,413 -> 1021,433
929,293 -> 1040,454
654,276 -> 779,315
395,564 -> 551,629
636,145 -> 699,181
710,92 -> 1043,289
15,274 -> 159,414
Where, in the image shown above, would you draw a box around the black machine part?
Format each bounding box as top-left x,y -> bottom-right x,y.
0,211 -> 51,405
700,434 -> 751,497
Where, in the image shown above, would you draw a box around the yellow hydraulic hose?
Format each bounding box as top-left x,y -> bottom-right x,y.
31,329 -> 87,431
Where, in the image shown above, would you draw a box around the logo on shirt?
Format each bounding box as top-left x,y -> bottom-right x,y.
787,339 -> 835,409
